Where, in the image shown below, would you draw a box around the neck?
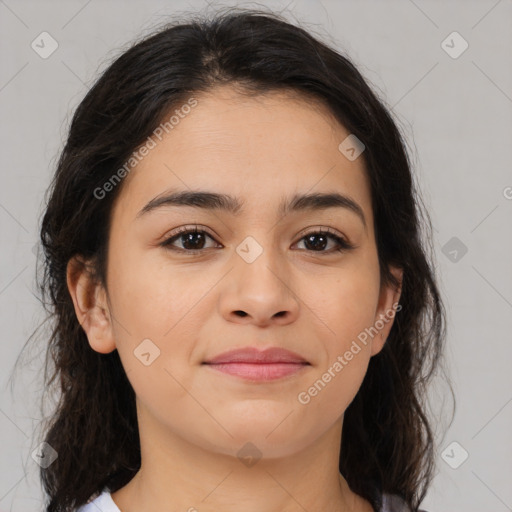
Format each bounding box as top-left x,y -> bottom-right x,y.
110,407 -> 373,512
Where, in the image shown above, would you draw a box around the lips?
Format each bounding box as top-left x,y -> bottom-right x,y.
202,347 -> 310,381
203,346 -> 309,365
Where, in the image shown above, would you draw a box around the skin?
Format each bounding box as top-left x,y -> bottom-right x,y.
67,85 -> 402,512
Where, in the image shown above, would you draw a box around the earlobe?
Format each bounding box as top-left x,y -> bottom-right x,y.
66,256 -> 116,354
370,265 -> 403,356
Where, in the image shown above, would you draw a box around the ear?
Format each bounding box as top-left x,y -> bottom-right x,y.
66,255 -> 116,354
370,265 -> 403,357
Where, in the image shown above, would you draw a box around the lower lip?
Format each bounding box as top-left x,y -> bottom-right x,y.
204,362 -> 309,381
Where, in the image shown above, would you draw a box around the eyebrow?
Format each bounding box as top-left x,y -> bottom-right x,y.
136,189 -> 367,230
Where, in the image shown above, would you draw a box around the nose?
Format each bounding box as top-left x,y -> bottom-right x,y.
219,248 -> 300,327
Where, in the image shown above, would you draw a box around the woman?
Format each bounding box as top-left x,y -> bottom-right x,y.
35,6 -> 451,512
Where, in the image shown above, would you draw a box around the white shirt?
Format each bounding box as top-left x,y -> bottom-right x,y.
76,489 -> 421,511
76,491 -> 120,511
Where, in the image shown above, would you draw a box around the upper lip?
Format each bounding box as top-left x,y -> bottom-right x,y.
203,347 -> 309,364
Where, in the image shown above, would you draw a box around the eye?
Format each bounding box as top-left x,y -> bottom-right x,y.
160,226 -> 220,253
160,225 -> 356,255
294,227 -> 355,254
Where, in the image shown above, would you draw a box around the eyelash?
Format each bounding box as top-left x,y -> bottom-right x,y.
159,225 -> 356,255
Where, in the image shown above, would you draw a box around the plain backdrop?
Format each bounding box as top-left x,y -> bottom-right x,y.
0,1 -> 511,511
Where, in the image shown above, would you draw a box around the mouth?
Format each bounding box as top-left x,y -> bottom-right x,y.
202,346 -> 311,381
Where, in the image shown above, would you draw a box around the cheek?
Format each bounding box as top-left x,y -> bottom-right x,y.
299,260 -> 379,410
297,294 -> 376,428
108,245 -> 211,340
106,248 -> 219,392
308,257 -> 380,348
330,282 -> 379,351
107,261 -> 209,434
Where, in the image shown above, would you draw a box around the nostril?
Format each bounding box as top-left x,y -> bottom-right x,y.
234,310 -> 248,317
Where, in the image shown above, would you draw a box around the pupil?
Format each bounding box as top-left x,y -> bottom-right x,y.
183,232 -> 205,250
306,234 -> 327,251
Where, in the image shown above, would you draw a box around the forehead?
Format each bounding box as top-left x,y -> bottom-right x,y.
168,86 -> 346,153
113,86 -> 372,226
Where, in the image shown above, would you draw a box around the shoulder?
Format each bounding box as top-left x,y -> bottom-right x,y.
381,492 -> 429,512
75,490 -> 120,512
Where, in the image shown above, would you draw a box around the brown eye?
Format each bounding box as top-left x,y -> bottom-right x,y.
160,227 -> 220,253
294,229 -> 355,254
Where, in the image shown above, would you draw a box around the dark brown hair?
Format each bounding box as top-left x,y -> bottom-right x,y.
20,6 -> 454,511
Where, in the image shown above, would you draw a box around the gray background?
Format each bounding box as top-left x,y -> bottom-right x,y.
1,0 -> 511,510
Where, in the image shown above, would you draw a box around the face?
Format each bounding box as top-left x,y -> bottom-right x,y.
68,85 -> 402,459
